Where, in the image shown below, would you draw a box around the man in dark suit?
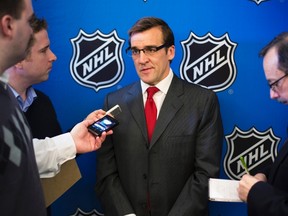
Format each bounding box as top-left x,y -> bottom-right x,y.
95,17 -> 223,216
238,32 -> 288,216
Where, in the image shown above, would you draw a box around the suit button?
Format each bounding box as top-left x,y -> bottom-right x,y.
143,174 -> 147,179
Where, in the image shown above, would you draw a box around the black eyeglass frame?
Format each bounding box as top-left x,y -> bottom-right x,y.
125,43 -> 168,57
268,73 -> 288,90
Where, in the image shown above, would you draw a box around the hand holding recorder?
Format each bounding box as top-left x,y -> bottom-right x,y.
88,105 -> 121,136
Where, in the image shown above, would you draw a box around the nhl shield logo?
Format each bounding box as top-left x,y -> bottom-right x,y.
180,32 -> 237,92
250,0 -> 270,5
70,208 -> 103,216
224,127 -> 280,180
70,29 -> 125,92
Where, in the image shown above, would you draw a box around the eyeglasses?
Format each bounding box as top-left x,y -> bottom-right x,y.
125,44 -> 167,58
268,73 -> 288,92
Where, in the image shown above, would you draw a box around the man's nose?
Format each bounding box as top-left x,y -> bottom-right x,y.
270,89 -> 279,100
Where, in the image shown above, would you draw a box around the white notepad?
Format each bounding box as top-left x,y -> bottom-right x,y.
209,178 -> 243,202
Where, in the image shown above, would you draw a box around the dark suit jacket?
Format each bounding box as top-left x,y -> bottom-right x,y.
24,89 -> 62,139
95,75 -> 223,216
247,139 -> 288,216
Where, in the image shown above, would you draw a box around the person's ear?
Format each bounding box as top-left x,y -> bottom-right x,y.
168,45 -> 175,61
15,62 -> 24,69
0,15 -> 14,37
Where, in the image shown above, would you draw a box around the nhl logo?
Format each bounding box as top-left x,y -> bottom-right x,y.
180,32 -> 237,92
70,30 -> 125,92
70,208 -> 103,216
224,127 -> 280,180
250,0 -> 270,5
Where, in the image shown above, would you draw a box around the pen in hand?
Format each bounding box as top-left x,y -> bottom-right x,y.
240,156 -> 250,174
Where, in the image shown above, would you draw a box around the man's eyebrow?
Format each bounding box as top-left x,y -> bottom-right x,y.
131,45 -> 157,49
39,45 -> 50,52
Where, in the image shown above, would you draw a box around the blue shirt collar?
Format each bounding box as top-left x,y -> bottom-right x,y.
8,85 -> 37,112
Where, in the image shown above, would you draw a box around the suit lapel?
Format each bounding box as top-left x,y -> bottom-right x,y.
150,76 -> 184,148
125,82 -> 148,142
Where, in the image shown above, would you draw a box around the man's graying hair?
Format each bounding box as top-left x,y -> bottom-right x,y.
260,32 -> 288,74
127,17 -> 175,48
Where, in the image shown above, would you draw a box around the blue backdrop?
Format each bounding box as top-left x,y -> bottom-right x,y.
33,0 -> 288,215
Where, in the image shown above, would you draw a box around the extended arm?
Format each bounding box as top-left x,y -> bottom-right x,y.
34,110 -> 109,178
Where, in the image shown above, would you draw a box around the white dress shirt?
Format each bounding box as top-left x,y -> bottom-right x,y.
33,133 -> 76,178
141,68 -> 174,118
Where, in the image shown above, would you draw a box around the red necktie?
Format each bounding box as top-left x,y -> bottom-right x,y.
145,87 -> 159,143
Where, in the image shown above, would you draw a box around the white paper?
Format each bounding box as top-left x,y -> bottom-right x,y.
209,178 -> 242,202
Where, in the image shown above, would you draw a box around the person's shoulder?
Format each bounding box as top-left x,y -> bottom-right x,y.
174,74 -> 215,95
34,89 -> 53,103
107,81 -> 140,96
34,89 -> 48,97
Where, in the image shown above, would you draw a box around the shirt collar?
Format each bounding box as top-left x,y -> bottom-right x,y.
141,68 -> 174,94
8,85 -> 37,112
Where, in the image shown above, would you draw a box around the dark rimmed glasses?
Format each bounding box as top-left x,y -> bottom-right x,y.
268,73 -> 288,92
125,43 -> 167,58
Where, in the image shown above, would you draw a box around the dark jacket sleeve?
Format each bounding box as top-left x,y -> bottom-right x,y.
248,181 -> 288,216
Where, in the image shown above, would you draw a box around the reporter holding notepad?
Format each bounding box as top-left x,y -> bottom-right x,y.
238,32 -> 288,216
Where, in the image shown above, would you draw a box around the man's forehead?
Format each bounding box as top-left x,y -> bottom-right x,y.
35,29 -> 50,44
130,27 -> 163,45
131,36 -> 163,47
